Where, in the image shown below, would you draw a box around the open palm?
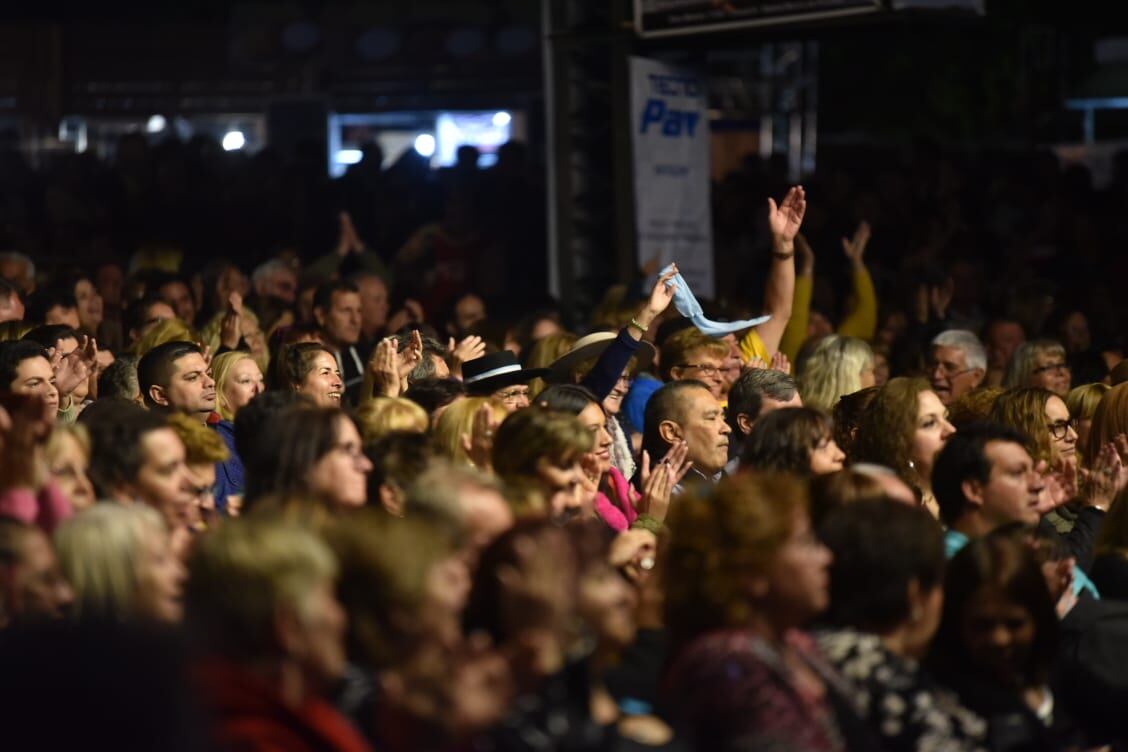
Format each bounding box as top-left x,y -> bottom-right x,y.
767,185 -> 807,243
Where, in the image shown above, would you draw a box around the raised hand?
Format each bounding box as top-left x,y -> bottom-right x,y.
769,351 -> 791,375
609,529 -> 658,584
52,336 -> 97,398
638,441 -> 692,515
219,292 -> 244,350
462,403 -> 501,470
631,265 -> 680,336
767,185 -> 807,248
841,221 -> 872,267
1082,442 -> 1128,510
366,337 -> 401,397
449,335 -> 486,379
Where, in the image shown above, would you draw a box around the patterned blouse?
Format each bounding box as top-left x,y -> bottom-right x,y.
816,629 -> 988,752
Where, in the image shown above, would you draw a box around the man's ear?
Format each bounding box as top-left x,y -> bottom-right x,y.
148,384 -> 169,408
969,368 -> 986,389
736,413 -> 754,436
658,419 -> 683,446
961,478 -> 986,509
378,483 -> 404,517
313,307 -> 326,328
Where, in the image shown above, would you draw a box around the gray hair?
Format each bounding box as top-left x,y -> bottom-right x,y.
931,330 -> 987,372
727,368 -> 799,432
1004,339 -> 1066,389
251,258 -> 292,286
0,251 -> 35,281
405,461 -> 502,528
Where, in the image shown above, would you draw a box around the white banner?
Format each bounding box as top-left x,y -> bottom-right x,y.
630,56 -> 715,299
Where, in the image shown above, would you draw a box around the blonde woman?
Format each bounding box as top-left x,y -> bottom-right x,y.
797,334 -> 876,413
525,330 -> 578,398
54,504 -> 185,623
1066,383 -> 1110,461
1004,339 -> 1071,396
433,396 -> 508,469
131,318 -> 198,358
211,351 -> 265,423
355,397 -> 429,443
45,424 -> 95,511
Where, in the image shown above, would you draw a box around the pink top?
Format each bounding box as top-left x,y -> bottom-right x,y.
0,480 -> 73,533
594,466 -> 640,532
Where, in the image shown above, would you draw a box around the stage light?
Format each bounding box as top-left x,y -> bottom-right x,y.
146,115 -> 167,133
336,148 -> 363,165
222,130 -> 246,151
492,111 -> 511,127
414,133 -> 436,158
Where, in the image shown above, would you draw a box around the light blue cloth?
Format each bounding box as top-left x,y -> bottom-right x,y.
945,529 -> 1099,600
661,263 -> 771,338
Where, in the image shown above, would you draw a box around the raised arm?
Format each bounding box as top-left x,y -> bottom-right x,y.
837,221 -> 878,340
754,186 -> 806,357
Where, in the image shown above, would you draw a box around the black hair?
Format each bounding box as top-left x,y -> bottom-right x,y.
740,407 -> 835,477
234,391 -> 312,502
403,378 -> 465,417
642,380 -> 710,461
819,499 -> 945,632
726,368 -> 798,434
136,341 -> 203,408
267,342 -> 336,392
22,325 -> 80,349
84,402 -> 169,496
536,384 -> 601,416
123,294 -> 172,340
24,285 -> 76,325
312,279 -> 359,312
933,422 -> 1030,527
0,340 -> 50,390
241,406 -> 348,508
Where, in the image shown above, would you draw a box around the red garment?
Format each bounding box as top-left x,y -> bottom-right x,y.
194,660 -> 372,752
0,480 -> 73,533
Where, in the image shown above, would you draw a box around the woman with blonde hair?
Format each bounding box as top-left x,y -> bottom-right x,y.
1067,383 -> 1110,461
1004,339 -> 1071,396
989,387 -> 1078,469
797,334 -> 875,413
45,423 -> 95,511
355,397 -> 428,443
54,504 -> 185,623
853,377 -> 956,518
131,318 -> 198,358
433,396 -> 508,469
211,351 -> 264,423
524,330 -> 577,398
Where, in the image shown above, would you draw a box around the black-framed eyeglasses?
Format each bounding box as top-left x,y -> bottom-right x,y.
927,360 -> 977,379
1048,418 -> 1078,440
1032,362 -> 1070,376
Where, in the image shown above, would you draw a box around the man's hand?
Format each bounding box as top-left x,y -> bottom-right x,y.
366,337 -> 401,398
219,292 -> 244,350
767,185 -> 807,252
51,336 -> 98,399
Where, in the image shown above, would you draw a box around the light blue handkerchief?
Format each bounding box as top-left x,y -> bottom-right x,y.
661,264 -> 770,337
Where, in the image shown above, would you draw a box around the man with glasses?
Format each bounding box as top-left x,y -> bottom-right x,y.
462,351 -> 548,413
929,329 -> 986,406
660,326 -> 730,400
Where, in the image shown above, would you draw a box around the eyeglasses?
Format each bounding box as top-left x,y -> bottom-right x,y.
495,387 -> 530,403
676,363 -> 721,378
1048,418 -> 1078,440
927,360 -> 977,379
189,484 -> 217,500
1032,362 -> 1070,376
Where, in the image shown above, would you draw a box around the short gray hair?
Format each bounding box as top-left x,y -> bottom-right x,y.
931,330 -> 987,372
251,258 -> 291,286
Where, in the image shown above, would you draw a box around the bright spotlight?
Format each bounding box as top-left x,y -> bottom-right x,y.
336,148 -> 363,165
492,111 -> 511,127
222,130 -> 246,151
414,133 -> 436,158
146,115 -> 167,133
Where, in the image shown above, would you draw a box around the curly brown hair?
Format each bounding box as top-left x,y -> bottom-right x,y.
851,377 -> 931,494
947,386 -> 1006,430
663,473 -> 807,653
989,388 -> 1054,464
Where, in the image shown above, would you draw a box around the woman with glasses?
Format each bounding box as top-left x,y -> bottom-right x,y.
242,405 -> 373,511
1004,339 -> 1072,396
990,388 -> 1079,472
796,334 -> 875,414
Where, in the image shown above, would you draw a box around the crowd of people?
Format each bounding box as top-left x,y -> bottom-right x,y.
5,135 -> 1128,752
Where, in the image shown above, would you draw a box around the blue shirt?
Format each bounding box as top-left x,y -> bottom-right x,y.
944,529 -> 1099,600
210,419 -> 244,514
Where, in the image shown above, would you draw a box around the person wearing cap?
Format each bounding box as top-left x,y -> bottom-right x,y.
544,268 -> 679,477
461,351 -> 549,412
